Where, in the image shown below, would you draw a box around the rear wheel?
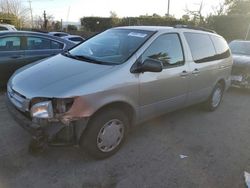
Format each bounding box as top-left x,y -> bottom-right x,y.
204,82 -> 224,111
80,109 -> 129,159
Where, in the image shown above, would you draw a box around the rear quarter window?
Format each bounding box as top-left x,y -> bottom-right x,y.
210,35 -> 230,59
184,32 -> 216,63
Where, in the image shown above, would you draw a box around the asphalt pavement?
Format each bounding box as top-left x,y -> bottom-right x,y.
0,88 -> 250,188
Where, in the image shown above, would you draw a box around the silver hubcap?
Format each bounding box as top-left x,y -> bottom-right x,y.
97,119 -> 124,152
212,87 -> 222,107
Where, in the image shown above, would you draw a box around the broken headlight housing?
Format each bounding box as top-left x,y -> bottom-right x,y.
30,98 -> 74,119
31,101 -> 54,119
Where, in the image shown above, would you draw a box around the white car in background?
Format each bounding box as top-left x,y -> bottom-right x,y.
0,24 -> 17,31
61,35 -> 85,44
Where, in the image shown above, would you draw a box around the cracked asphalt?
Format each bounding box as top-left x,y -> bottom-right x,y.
0,88 -> 250,188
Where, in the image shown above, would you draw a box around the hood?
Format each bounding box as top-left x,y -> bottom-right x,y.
232,54 -> 250,67
10,54 -> 115,98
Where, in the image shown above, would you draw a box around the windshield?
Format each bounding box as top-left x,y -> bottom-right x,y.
229,41 -> 250,56
69,29 -> 154,65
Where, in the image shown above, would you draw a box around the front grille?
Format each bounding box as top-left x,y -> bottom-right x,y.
7,86 -> 30,112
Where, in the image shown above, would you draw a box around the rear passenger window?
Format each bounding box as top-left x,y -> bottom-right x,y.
27,37 -> 63,50
0,37 -> 21,51
184,33 -> 216,63
51,41 -> 63,49
0,26 -> 8,31
27,37 -> 50,50
210,36 -> 230,59
142,33 -> 184,68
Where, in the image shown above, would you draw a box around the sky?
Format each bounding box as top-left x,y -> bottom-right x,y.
25,0 -> 224,23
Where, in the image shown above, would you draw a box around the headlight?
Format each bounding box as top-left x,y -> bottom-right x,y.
31,101 -> 54,119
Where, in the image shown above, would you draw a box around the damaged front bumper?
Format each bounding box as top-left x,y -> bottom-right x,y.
231,74 -> 250,89
5,94 -> 88,146
231,66 -> 250,89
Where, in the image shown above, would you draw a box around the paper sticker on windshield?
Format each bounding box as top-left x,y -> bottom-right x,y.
128,32 -> 147,38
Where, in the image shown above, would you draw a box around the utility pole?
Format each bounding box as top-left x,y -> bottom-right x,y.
61,19 -> 63,31
6,0 -> 10,15
66,6 -> 70,32
43,10 -> 48,30
167,0 -> 170,16
245,23 -> 250,40
27,0 -> 34,28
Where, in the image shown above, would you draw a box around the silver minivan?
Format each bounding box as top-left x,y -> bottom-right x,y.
6,26 -> 233,159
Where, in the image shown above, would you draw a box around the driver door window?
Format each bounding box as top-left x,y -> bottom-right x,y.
141,33 -> 184,68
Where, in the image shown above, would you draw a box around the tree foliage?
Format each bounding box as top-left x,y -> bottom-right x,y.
67,24 -> 77,31
80,15 -> 194,32
225,0 -> 250,15
0,0 -> 29,28
207,14 -> 250,41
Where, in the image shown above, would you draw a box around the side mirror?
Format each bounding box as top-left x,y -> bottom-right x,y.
131,58 -> 163,73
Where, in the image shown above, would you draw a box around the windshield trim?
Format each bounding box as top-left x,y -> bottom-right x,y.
67,29 -> 157,66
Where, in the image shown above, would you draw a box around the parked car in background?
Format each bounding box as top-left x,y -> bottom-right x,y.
61,35 -> 85,44
6,26 -> 232,159
0,31 -> 75,87
229,40 -> 250,88
48,32 -> 69,37
0,24 -> 17,31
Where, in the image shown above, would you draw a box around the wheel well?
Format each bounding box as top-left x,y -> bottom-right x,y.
91,102 -> 135,125
218,79 -> 226,91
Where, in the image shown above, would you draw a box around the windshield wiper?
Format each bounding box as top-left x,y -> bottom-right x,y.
62,51 -> 114,65
62,51 -> 96,62
74,55 -> 114,65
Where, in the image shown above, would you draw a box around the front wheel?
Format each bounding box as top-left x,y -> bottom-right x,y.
204,82 -> 224,111
80,109 -> 129,159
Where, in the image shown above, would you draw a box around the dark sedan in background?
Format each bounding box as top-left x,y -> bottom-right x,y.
0,31 -> 75,87
229,40 -> 250,88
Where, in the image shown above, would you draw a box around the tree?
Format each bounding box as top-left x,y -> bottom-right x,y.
181,14 -> 190,22
40,10 -> 54,30
225,0 -> 250,15
0,0 -> 29,28
110,11 -> 117,18
212,2 -> 226,16
33,15 -> 43,29
152,13 -> 161,17
53,21 -> 62,31
185,1 -> 205,26
67,24 -> 77,31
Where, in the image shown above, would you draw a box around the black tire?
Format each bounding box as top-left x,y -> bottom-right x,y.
80,108 -> 129,159
204,82 -> 224,111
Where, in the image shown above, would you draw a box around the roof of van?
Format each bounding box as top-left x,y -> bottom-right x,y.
115,26 -> 173,31
114,25 -> 217,34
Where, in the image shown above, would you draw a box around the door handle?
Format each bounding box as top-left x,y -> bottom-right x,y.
180,70 -> 188,77
192,68 -> 200,75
